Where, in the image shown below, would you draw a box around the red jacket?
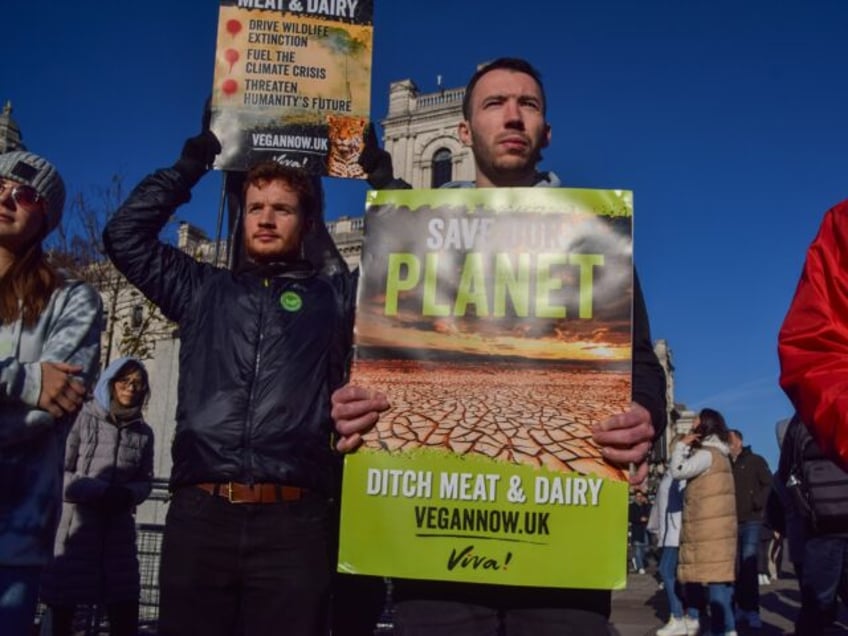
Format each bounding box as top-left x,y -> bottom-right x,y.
779,199 -> 848,469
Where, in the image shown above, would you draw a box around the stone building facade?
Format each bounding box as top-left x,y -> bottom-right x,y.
381,80 -> 473,188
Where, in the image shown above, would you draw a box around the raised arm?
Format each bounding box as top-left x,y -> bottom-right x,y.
102,132 -> 222,323
357,123 -> 412,190
669,439 -> 713,481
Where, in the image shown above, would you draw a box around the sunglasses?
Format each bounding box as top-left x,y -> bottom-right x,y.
0,180 -> 44,211
115,377 -> 147,390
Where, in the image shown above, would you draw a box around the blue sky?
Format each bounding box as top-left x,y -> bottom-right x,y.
5,1 -> 848,467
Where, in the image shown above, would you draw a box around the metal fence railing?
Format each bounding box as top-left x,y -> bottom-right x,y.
34,480 -> 395,635
137,523 -> 164,633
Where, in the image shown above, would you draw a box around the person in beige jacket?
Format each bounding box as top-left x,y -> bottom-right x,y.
670,408 -> 738,636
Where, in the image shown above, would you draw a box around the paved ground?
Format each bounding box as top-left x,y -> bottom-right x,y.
609,570 -> 848,635
45,560 -> 848,634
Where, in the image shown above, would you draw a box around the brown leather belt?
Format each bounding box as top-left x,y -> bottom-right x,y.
195,482 -> 307,504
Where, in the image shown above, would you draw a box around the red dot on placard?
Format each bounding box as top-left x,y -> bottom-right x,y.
222,79 -> 238,95
226,20 -> 242,37
225,49 -> 240,72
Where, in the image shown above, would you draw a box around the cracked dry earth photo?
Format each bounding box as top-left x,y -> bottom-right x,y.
355,359 -> 630,481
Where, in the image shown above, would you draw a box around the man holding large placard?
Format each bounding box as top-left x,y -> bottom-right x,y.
339,57 -> 667,634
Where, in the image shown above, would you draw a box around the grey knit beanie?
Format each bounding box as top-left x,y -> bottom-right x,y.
0,151 -> 66,235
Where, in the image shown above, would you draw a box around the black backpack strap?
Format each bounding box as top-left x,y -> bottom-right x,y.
780,413 -> 813,520
777,413 -> 802,484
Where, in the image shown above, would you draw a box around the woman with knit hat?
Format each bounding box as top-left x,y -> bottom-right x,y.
41,357 -> 154,636
0,150 -> 102,634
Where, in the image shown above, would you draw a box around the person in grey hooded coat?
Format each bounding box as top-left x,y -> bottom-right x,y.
40,357 -> 154,636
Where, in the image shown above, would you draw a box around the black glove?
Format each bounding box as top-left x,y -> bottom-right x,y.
357,123 -> 395,189
174,130 -> 222,187
100,485 -> 135,513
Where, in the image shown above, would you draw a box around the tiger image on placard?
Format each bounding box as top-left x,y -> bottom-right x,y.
326,115 -> 367,179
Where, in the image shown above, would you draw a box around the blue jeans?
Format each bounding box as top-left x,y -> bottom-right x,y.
0,565 -> 42,635
686,582 -> 735,634
795,536 -> 848,635
736,520 -> 761,612
631,541 -> 647,570
658,547 -> 697,620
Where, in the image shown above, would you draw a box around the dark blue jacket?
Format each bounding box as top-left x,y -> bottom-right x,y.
103,168 -> 355,495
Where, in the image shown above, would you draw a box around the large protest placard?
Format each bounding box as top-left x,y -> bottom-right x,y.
338,187 -> 634,589
210,0 -> 373,177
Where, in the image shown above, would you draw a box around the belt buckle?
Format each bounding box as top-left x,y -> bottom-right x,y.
226,482 -> 244,504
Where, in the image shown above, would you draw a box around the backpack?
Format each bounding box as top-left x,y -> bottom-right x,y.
782,413 -> 848,534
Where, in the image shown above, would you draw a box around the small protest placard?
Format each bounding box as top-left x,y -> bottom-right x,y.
211,0 -> 374,177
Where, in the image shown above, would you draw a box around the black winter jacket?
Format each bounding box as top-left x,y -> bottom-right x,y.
103,168 -> 356,496
731,446 -> 772,523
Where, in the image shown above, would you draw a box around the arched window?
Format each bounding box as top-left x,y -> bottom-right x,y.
431,148 -> 452,188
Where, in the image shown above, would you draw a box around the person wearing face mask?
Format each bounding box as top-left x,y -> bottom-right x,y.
0,151 -> 102,635
40,357 -> 154,636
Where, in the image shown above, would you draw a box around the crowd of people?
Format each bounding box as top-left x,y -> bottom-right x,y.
633,403 -> 847,636
0,57 -> 664,636
634,409 -> 752,635
1,50 -> 847,636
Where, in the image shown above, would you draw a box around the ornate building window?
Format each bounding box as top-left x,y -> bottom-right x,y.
431,148 -> 452,188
